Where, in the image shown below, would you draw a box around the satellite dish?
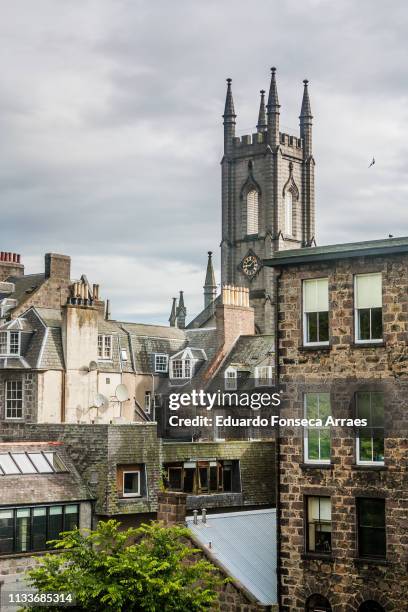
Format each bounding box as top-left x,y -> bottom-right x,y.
89,361 -> 98,371
115,384 -> 129,402
94,393 -> 109,410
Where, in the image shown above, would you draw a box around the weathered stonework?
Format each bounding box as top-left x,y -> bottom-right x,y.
276,253 -> 408,611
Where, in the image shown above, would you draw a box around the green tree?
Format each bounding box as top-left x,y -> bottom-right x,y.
22,520 -> 223,612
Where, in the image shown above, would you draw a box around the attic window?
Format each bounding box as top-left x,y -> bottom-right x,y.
98,335 -> 112,360
254,365 -> 273,387
0,331 -> 20,356
154,354 -> 169,373
169,352 -> 193,379
224,367 -> 237,391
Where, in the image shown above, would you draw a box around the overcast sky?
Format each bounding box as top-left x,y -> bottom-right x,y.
1,1 -> 408,324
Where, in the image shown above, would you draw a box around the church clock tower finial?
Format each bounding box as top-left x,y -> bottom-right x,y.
300,79 -> 313,157
223,78 -> 236,155
267,66 -> 280,146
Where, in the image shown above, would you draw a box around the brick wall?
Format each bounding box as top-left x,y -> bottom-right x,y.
276,254 -> 408,611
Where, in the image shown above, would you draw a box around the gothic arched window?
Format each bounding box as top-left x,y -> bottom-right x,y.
305,593 -> 332,612
246,190 -> 259,235
285,191 -> 293,236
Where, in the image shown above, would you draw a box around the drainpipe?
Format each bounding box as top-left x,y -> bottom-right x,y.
274,267 -> 282,611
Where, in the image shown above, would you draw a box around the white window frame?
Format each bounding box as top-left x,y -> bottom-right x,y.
0,331 -> 21,357
303,278 -> 329,347
98,334 -> 112,360
303,393 -> 331,465
154,354 -> 169,373
144,391 -> 151,414
122,470 -> 141,497
169,352 -> 194,379
356,392 -> 384,466
5,380 -> 24,420
224,367 -> 237,391
254,365 -> 273,387
354,273 -> 383,344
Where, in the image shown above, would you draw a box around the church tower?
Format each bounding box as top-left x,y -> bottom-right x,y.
220,68 -> 315,333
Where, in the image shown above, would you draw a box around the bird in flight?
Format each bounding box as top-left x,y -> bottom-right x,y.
368,157 -> 375,168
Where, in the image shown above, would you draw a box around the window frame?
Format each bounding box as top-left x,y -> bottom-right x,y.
122,470 -> 141,498
5,380 -> 24,420
356,497 -> 386,560
246,189 -> 259,236
144,391 -> 151,414
355,392 -> 384,466
303,393 -> 331,465
305,495 -> 332,556
154,353 -> 169,373
254,365 -> 273,387
0,331 -> 21,357
284,191 -> 293,237
97,334 -> 113,360
169,355 -> 194,379
354,273 -> 383,344
224,367 -> 237,391
302,278 -> 329,347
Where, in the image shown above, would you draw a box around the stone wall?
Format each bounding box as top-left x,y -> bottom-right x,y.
0,372 -> 38,422
276,254 -> 408,611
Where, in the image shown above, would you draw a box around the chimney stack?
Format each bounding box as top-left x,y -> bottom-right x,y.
0,252 -> 24,282
157,491 -> 187,525
216,285 -> 255,353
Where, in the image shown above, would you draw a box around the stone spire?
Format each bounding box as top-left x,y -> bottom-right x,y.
204,251 -> 217,309
266,67 -> 280,146
300,79 -> 313,157
223,78 -> 236,155
169,297 -> 177,327
257,90 -> 267,132
176,291 -> 186,329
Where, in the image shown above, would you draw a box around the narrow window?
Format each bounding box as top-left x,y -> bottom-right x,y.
16,508 -> 30,552
246,190 -> 258,235
154,354 -> 168,373
357,498 -> 386,558
123,471 -> 140,497
356,392 -> 384,465
47,506 -> 63,545
0,332 -> 7,355
98,335 -> 113,359
32,507 -> 47,551
303,278 -> 329,346
306,496 -> 332,554
144,391 -> 151,414
5,380 -> 23,419
285,191 -> 293,236
355,273 -> 383,342
0,509 -> 14,554
224,367 -> 237,391
255,365 -> 273,387
304,393 -> 331,463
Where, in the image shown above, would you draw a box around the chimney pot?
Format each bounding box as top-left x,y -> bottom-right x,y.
202,508 -> 207,523
193,510 -> 198,525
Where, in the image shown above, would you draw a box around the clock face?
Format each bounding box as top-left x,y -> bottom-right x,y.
241,253 -> 261,278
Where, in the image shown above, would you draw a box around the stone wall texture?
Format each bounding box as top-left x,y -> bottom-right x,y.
276,254 -> 408,611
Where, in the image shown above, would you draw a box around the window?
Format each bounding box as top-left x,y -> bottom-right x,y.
303,279 -> 329,346
304,393 -> 331,463
98,334 -> 112,359
255,365 -> 273,387
144,391 -> 151,414
356,392 -> 384,465
285,191 -> 293,236
355,273 -> 383,342
306,496 -> 332,554
246,190 -> 259,235
165,460 -> 240,495
170,357 -> 193,379
123,471 -> 140,497
0,504 -> 79,555
305,594 -> 332,612
357,498 -> 386,559
154,354 -> 168,373
5,380 -> 23,419
224,367 -> 237,391
0,452 -> 67,475
121,349 -> 128,361
0,331 -> 20,356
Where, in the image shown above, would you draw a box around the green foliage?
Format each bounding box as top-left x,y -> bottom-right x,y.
22,520 -> 223,612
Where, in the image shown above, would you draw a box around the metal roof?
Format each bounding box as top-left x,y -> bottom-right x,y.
186,508 -> 277,605
264,235 -> 408,267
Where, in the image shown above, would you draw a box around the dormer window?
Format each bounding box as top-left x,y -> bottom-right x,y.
254,365 -> 273,387
170,358 -> 191,379
224,367 -> 237,391
154,354 -> 169,373
98,335 -> 112,360
169,348 -> 202,380
0,331 -> 20,356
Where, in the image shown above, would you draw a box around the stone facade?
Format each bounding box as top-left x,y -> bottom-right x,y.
0,372 -> 38,422
275,253 -> 408,611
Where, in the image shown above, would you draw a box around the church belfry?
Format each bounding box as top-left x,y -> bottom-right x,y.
220,67 -> 316,333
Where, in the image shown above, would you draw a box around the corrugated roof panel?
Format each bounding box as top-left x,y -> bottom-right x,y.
186,508 -> 277,605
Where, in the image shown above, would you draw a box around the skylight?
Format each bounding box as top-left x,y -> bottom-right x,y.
0,452 -> 68,475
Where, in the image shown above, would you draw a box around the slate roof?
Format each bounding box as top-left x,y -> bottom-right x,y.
187,508 -> 277,605
1,273 -> 46,307
186,295 -> 220,329
0,442 -> 94,505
